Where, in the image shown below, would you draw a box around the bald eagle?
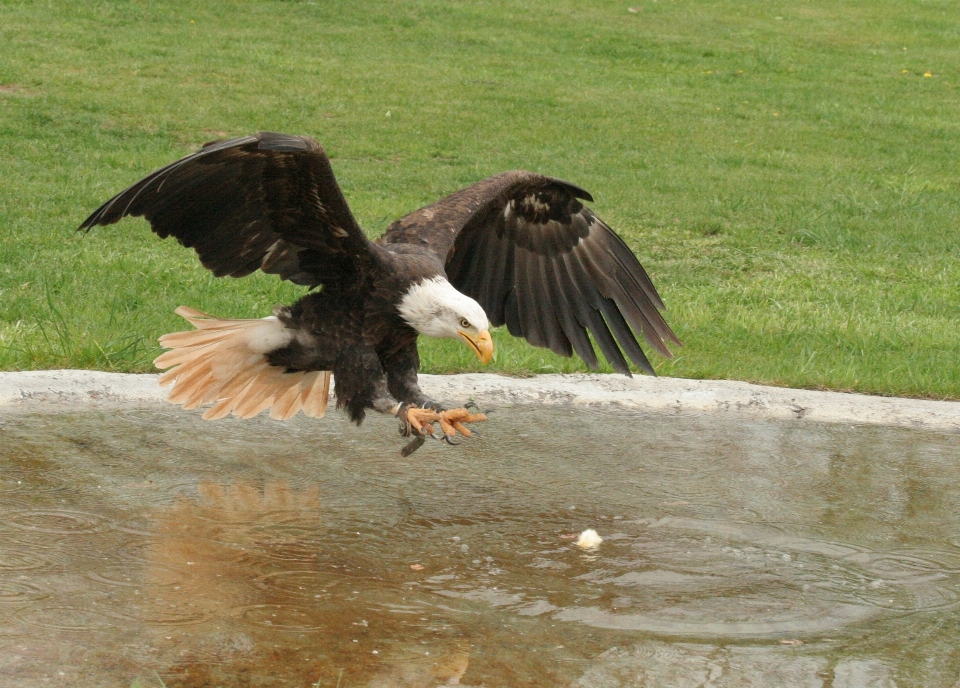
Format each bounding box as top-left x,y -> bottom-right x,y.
80,132 -> 680,454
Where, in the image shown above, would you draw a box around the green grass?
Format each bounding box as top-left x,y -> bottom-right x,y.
1,0 -> 958,398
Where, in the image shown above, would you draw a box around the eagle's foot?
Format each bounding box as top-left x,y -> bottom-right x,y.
396,404 -> 487,452
434,408 -> 487,444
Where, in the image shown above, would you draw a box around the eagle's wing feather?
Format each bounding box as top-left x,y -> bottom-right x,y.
380,171 -> 679,375
79,132 -> 373,289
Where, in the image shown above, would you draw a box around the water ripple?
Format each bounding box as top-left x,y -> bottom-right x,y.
253,570 -> 339,600
0,550 -> 53,572
7,509 -> 104,534
0,472 -> 69,495
19,606 -> 119,632
85,568 -> 144,589
552,601 -> 878,637
233,604 -> 326,631
0,580 -> 49,603
135,606 -> 215,627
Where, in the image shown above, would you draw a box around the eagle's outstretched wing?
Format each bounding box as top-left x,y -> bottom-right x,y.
79,132 -> 374,290
379,171 -> 680,375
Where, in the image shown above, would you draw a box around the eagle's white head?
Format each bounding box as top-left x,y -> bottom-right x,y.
398,276 -> 494,364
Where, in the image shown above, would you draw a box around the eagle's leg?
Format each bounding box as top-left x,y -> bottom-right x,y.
384,345 -> 435,408
382,344 -> 440,438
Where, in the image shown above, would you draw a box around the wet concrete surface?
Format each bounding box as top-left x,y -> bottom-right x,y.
0,406 -> 958,686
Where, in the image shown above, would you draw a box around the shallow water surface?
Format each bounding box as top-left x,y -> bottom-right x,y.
0,406 -> 958,686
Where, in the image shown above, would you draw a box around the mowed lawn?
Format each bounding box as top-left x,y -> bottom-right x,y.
0,0 -> 958,398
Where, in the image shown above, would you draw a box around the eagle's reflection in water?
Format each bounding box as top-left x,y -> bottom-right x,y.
143,481 -> 471,687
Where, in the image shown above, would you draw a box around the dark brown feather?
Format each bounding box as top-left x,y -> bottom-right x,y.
79,132 -> 376,291
382,170 -> 679,375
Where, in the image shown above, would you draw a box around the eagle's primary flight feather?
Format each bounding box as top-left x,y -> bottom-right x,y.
79,132 -> 679,446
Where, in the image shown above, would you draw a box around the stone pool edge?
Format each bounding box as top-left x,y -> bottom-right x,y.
1,370 -> 957,433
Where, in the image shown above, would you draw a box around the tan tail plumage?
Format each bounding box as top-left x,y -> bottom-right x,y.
155,306 -> 330,421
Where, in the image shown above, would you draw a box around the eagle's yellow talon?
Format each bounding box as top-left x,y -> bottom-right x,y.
397,405 -> 485,449
402,406 -> 485,442
438,416 -> 457,437
433,407 -> 486,441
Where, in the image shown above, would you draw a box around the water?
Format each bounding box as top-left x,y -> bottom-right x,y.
0,405 -> 958,687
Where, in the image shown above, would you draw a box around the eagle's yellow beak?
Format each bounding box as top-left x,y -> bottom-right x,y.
458,329 -> 494,365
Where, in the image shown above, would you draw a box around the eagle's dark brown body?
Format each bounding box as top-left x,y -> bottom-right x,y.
268,247 -> 445,422
79,132 -> 679,439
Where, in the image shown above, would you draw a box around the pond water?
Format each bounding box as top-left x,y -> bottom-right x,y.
0,405 -> 958,687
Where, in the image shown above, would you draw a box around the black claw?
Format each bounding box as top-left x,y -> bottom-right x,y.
401,435 -> 426,457
464,400 -> 480,411
422,399 -> 444,412
443,434 -> 461,446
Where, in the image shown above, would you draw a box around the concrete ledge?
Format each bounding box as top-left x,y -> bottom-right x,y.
0,370 -> 169,406
1,370 -> 958,433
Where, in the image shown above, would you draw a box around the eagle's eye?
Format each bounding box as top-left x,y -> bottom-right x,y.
459,318 -> 471,329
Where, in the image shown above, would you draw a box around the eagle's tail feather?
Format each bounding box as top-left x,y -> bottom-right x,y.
154,307 -> 330,421
300,371 -> 331,418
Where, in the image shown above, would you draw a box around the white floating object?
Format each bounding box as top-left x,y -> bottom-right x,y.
576,529 -> 603,549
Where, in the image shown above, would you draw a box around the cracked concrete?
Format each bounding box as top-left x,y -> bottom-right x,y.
0,370 -> 957,433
